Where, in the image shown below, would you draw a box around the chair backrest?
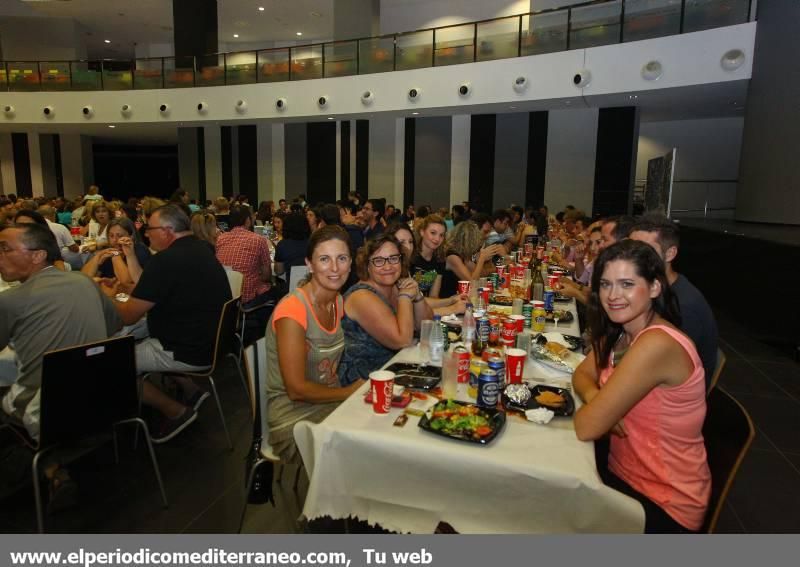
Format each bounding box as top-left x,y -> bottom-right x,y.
209,297 -> 241,370
243,337 -> 279,460
225,269 -> 244,299
288,265 -> 309,293
39,335 -> 138,448
707,348 -> 726,395
701,387 -> 755,533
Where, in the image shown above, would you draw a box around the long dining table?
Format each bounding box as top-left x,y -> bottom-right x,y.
294,298 -> 645,534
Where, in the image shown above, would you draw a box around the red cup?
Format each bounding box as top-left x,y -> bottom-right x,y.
369,370 -> 395,415
547,275 -> 560,289
457,281 -> 470,296
505,348 -> 526,384
509,314 -> 525,333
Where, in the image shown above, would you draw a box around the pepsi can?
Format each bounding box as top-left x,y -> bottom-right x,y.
477,368 -> 501,408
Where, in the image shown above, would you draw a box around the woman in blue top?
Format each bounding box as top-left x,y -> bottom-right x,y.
338,234 -> 433,386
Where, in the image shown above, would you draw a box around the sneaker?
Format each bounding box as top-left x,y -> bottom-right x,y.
151,408 -> 198,444
187,390 -> 210,412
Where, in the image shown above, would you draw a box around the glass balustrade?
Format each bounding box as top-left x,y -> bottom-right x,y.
0,1 -> 753,92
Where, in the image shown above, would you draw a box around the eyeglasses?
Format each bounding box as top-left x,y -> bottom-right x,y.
144,225 -> 168,233
370,254 -> 402,267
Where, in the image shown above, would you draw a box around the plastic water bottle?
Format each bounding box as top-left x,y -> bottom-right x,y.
429,315 -> 445,365
462,303 -> 476,350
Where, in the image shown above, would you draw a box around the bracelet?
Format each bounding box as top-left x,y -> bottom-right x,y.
398,293 -> 415,301
413,293 -> 425,303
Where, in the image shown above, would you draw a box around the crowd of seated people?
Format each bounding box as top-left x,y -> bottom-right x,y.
0,187 -> 720,532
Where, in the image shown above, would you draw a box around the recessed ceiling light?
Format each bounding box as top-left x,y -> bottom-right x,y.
258,6 -> 265,11
412,112 -> 419,115
327,117 -> 334,120
629,95 -> 638,99
296,32 -> 303,36
233,34 -> 239,38
108,125 -> 116,128
104,39 -> 111,44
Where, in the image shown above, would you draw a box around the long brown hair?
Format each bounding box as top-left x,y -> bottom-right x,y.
414,214 -> 446,261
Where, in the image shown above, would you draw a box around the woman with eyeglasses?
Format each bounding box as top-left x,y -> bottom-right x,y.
338,233 -> 433,386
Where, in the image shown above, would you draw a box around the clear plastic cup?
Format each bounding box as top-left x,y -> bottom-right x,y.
441,351 -> 459,399
419,319 -> 434,362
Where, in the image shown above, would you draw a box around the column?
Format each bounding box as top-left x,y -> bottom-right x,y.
256,123 -> 272,203
493,113 -> 529,209
59,134 -> 93,199
0,133 -> 17,196
177,127 -> 201,199
270,124 -> 286,202
204,125 -> 223,201
593,107 -> 639,216
28,133 -> 44,198
544,108 -> 599,215
450,115 -> 470,207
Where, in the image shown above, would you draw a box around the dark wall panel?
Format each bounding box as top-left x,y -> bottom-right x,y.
238,125 -> 258,205
525,111 -> 548,208
173,0 -> 217,66
53,134 -> 64,197
592,107 -> 639,216
340,120 -> 351,200
356,119 -> 369,199
306,121 -> 337,205
414,117 -> 452,211
468,114 -> 496,213
221,126 -> 233,197
403,117 -> 415,208
93,145 -> 179,200
11,133 -> 32,198
197,128 -> 206,203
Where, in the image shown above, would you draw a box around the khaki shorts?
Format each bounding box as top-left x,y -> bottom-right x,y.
135,338 -> 210,374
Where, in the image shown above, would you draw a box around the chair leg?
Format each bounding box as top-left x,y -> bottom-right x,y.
208,377 -> 233,450
238,459 -> 263,533
31,450 -> 46,534
134,373 -> 152,450
115,418 -> 168,508
227,353 -> 248,397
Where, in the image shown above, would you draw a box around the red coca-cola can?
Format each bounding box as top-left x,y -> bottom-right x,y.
479,287 -> 490,306
453,346 -> 470,383
488,315 -> 501,345
501,318 -> 518,347
513,265 -> 526,280
457,281 -> 470,296
509,314 -> 526,333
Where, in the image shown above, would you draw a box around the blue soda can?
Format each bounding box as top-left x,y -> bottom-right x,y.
476,316 -> 491,346
487,356 -> 505,386
543,289 -> 555,312
477,368 -> 501,408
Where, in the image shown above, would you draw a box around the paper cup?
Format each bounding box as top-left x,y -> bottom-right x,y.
457,280 -> 470,296
369,370 -> 395,415
505,348 -> 526,384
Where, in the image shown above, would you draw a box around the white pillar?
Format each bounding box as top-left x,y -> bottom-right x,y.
0,133 -> 17,195
60,134 -> 93,200
28,133 -> 44,198
271,123 -> 286,201
204,125 -> 223,200
450,114 -> 471,206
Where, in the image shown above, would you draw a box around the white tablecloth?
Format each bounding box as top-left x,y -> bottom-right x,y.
295,300 -> 644,534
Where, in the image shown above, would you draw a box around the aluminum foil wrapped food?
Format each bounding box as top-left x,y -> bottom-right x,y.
504,383 -> 531,406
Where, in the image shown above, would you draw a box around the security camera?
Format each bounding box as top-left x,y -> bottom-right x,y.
43,106 -> 55,117
361,91 -> 374,106
458,83 -> 471,97
82,106 -> 94,118
159,103 -> 170,115
513,76 -> 528,93
573,70 -> 592,88
317,96 -> 328,109
120,104 -> 133,117
197,101 -> 209,114
276,98 -> 287,110
3,105 -> 15,117
235,100 -> 247,114
408,88 -> 420,101
641,60 -> 663,81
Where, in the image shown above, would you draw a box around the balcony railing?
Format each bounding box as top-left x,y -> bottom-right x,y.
0,0 -> 752,93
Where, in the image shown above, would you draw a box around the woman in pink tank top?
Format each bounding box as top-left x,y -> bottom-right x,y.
572,240 -> 710,533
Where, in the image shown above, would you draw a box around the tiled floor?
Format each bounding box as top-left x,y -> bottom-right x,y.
1,315 -> 798,533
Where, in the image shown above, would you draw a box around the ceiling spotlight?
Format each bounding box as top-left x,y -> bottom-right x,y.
327,117 -> 334,120
233,34 -> 239,38
296,32 -> 303,36
258,6 -> 265,11
721,49 -> 746,71
108,125 -> 116,128
104,40 -> 111,44
412,112 -> 419,115
629,95 -> 638,100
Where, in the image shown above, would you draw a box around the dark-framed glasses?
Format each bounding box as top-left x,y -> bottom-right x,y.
370,254 -> 402,267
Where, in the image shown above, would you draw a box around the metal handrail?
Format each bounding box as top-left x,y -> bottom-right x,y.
0,0 -> 753,92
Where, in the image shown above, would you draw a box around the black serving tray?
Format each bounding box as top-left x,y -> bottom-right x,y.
418,400 -> 506,445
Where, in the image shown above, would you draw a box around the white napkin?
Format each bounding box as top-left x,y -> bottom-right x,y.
525,408 -> 555,424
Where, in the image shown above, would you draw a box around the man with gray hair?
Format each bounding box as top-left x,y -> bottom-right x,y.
103,205 -> 232,443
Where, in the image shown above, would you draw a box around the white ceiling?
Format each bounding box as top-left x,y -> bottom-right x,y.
2,0 -> 335,59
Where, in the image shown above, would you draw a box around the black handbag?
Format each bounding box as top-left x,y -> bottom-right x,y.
244,343 -> 275,505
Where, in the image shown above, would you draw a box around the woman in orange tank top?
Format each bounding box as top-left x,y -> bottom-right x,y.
572,239 -> 710,533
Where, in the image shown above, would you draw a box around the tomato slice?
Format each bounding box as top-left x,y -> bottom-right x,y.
475,426 -> 493,437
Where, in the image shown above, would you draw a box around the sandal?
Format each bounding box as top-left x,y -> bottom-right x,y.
47,468 -> 78,515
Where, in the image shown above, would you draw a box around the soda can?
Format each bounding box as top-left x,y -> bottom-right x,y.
524,242 -> 534,256
543,289 -> 555,312
454,346 -> 470,383
501,318 -> 517,347
513,265 -> 526,280
477,368 -> 501,408
487,356 -> 506,386
488,315 -> 501,345
482,346 -> 502,362
479,287 -> 490,306
485,277 -> 495,294
469,358 -> 488,394
476,316 -> 491,346
457,281 -> 470,296
522,302 -> 533,328
547,274 -> 560,289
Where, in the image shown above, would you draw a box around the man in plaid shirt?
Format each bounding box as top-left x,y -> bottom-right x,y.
216,205 -> 277,340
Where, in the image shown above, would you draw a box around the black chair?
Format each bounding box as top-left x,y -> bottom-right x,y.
141,297 -> 243,450
3,335 -> 168,533
701,387 -> 755,533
